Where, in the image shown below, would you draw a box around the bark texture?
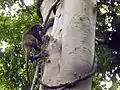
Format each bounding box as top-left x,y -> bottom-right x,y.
40,0 -> 96,90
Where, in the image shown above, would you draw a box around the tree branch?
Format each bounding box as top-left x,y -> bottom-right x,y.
43,0 -> 60,26
31,63 -> 40,90
36,0 -> 43,22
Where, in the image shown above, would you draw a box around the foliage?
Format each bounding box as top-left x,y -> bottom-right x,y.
94,0 -> 120,89
1,0 -> 120,90
0,0 -> 40,89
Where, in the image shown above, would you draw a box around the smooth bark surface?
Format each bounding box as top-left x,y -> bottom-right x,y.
40,0 -> 96,90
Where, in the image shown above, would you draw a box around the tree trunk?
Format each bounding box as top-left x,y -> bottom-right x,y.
40,0 -> 96,90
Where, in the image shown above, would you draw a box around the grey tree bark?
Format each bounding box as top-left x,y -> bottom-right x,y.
40,0 -> 96,90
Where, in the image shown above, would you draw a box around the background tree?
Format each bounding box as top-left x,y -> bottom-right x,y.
39,0 -> 96,90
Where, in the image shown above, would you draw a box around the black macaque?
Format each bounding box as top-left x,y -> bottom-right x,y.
22,24 -> 42,85
22,24 -> 42,56
22,17 -> 54,86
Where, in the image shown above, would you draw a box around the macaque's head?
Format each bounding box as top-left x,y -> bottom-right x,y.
28,24 -> 43,42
